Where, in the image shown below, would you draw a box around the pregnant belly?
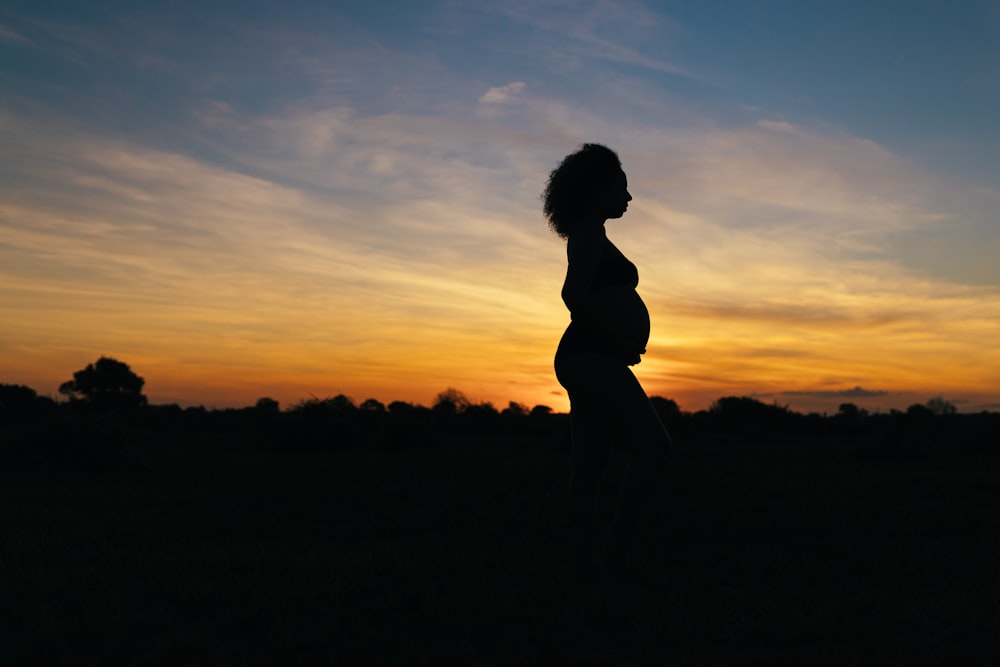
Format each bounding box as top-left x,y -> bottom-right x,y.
595,286 -> 650,349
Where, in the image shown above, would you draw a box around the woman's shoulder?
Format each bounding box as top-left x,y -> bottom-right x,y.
566,226 -> 609,257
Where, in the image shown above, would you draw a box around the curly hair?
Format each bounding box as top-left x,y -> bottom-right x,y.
542,143 -> 623,238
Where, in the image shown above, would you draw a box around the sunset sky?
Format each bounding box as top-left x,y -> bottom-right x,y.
2,1 -> 999,414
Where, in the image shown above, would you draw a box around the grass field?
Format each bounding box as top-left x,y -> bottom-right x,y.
3,432 -> 1000,665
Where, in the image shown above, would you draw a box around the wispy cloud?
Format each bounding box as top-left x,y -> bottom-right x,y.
479,81 -> 527,104
476,0 -> 697,80
0,24 -> 32,45
779,387 -> 890,399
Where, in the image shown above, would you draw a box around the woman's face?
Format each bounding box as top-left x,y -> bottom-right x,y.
597,169 -> 632,220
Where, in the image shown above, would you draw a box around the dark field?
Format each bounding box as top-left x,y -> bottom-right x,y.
3,432 -> 1000,665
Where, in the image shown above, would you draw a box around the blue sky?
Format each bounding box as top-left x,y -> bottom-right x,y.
2,0 -> 999,412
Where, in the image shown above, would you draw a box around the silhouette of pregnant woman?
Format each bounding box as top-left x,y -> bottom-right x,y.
544,143 -> 672,583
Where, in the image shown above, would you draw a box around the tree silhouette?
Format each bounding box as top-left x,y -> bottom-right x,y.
837,403 -> 867,420
255,397 -> 280,413
705,395 -> 800,439
529,405 -> 553,418
433,388 -> 470,417
360,398 -> 387,413
0,383 -> 57,423
926,396 -> 957,415
0,383 -> 38,409
59,357 -> 147,411
501,401 -> 529,418
650,396 -> 681,423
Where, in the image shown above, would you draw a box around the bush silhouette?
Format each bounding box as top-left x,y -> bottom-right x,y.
432,387 -> 470,418
0,383 -> 57,424
702,396 -> 801,441
280,395 -> 358,450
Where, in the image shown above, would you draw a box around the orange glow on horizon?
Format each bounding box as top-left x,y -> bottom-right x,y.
2,109 -> 998,416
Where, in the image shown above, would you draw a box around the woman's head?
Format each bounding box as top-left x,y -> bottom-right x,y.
542,143 -> 630,238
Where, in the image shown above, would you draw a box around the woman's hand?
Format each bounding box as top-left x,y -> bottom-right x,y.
617,338 -> 645,366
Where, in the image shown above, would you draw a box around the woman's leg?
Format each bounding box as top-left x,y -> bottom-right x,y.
569,406 -> 614,572
607,365 -> 671,570
557,354 -> 671,572
558,356 -> 613,572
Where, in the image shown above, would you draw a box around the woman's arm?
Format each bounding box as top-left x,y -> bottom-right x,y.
561,227 -> 643,364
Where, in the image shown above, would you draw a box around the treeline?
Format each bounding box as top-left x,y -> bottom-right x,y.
2,357 -> 999,469
0,382 -> 566,448
4,381 -> 999,448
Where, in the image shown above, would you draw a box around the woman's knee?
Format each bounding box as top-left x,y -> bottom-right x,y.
571,443 -> 609,481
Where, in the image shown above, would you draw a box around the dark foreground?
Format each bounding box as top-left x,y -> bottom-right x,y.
3,433 -> 999,666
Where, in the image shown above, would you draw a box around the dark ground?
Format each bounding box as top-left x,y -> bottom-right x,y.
3,431 -> 1000,666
